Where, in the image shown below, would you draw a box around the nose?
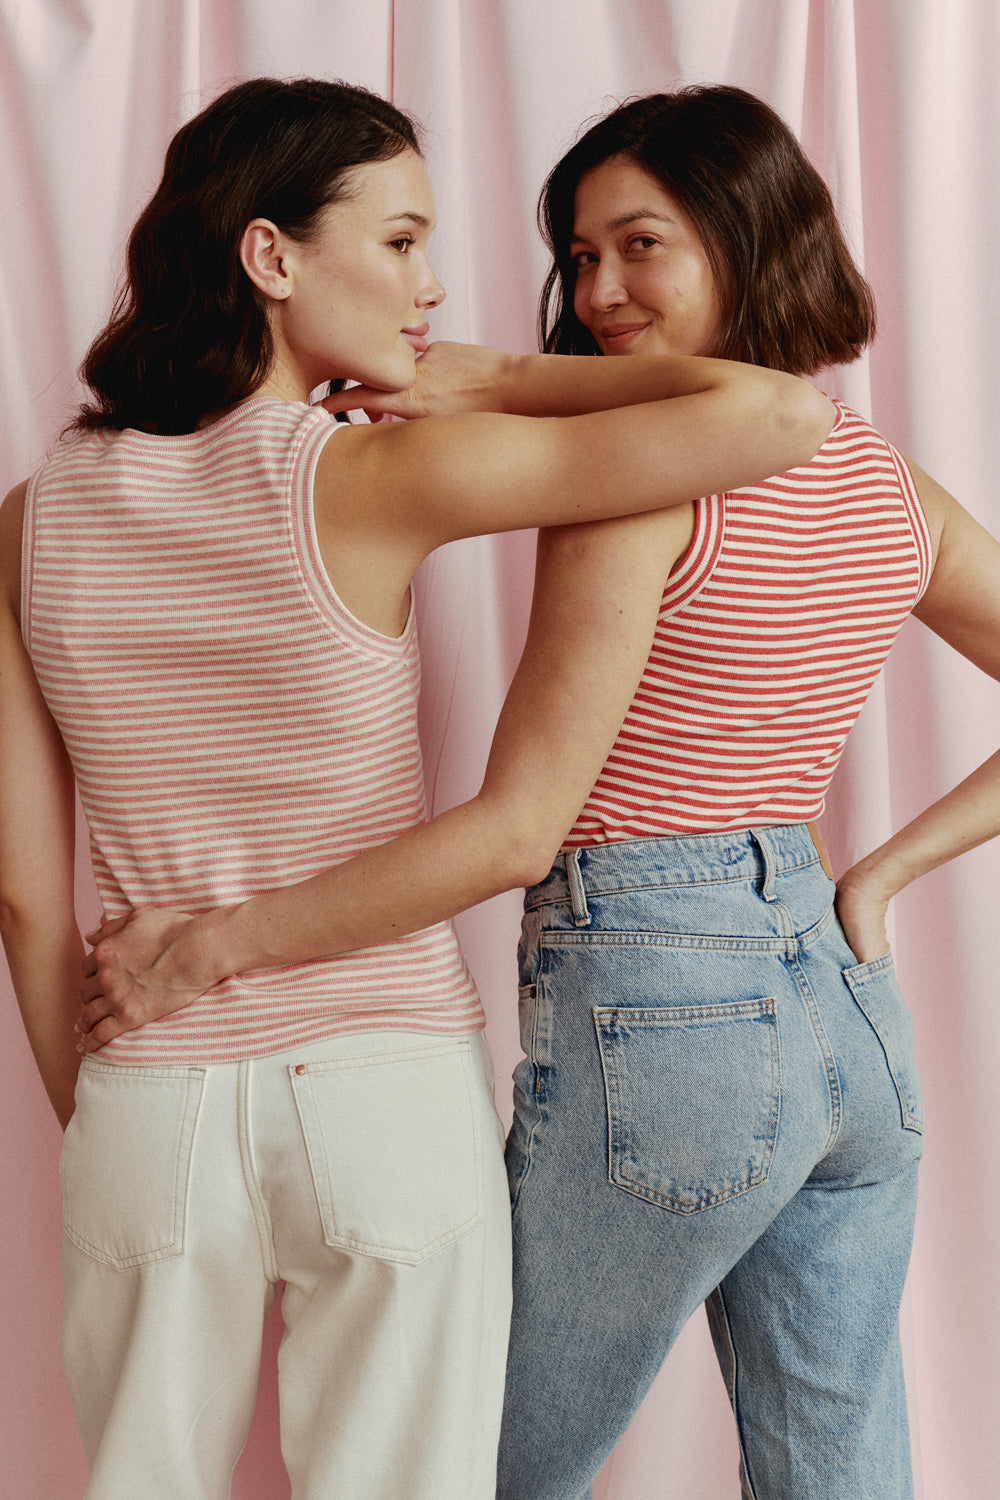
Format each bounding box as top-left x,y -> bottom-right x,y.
587,259 -> 626,311
419,258 -> 446,309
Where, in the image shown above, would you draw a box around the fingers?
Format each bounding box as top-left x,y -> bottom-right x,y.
319,385 -> 390,416
75,986 -> 147,1048
79,972 -> 106,1003
78,934 -> 130,1026
75,991 -> 116,1036
84,913 -> 131,945
77,1015 -> 130,1055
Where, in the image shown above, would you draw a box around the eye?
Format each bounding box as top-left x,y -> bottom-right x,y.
571,249 -> 597,269
627,235 -> 659,253
388,236 -> 414,253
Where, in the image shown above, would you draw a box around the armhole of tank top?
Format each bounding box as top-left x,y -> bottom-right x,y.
889,445 -> 934,600
657,494 -> 726,619
19,469 -> 41,654
288,416 -> 416,659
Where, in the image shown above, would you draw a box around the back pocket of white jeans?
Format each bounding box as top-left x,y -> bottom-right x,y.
60,1059 -> 205,1269
843,954 -> 924,1133
594,1000 -> 780,1215
291,1039 -> 485,1264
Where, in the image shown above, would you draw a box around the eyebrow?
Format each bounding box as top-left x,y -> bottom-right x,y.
384,211 -> 432,229
571,209 -> 677,241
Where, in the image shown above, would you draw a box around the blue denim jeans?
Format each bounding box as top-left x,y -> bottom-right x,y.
497,825 -> 922,1500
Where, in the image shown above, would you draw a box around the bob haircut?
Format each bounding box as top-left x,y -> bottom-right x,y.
75,78 -> 420,434
538,85 -> 876,375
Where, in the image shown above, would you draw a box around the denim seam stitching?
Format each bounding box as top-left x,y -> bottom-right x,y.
594,999 -> 781,1214
844,971 -> 924,1134
525,851 -> 821,908
712,1282 -> 759,1500
540,931 -> 804,952
240,1060 -> 280,1281
789,955 -> 843,1156
509,986 -> 545,1218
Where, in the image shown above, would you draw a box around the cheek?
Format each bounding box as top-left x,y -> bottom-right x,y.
693,274 -> 724,353
646,260 -> 715,325
572,276 -> 593,326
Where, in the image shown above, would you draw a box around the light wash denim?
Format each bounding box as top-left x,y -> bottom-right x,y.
497,825 -> 922,1500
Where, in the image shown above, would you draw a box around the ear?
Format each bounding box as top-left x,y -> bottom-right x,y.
239,219 -> 294,301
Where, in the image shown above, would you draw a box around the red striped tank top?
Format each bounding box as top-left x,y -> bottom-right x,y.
23,397 -> 482,1062
565,403 -> 933,845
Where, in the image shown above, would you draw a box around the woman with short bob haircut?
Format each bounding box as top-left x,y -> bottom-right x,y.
0,76 -> 829,1499
484,85 -> 1000,1498
538,83 -> 876,374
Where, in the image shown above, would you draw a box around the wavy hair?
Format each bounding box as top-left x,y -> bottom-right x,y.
74,78 -> 420,434
538,85 -> 875,375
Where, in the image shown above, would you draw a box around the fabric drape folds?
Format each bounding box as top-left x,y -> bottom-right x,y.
2,4 -> 997,1496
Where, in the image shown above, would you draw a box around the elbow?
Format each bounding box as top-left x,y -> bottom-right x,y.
0,890 -> 32,964
473,789 -> 571,893
495,825 -> 564,893
0,889 -> 25,940
0,885 -> 76,951
783,379 -> 834,466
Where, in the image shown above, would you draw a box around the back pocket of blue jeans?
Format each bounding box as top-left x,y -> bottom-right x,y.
843,954 -> 924,1134
60,1058 -> 205,1269
594,1000 -> 780,1215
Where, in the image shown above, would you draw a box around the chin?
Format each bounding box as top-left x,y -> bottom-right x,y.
368,355 -> 417,392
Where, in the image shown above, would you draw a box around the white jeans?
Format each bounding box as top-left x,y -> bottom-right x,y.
60,1028 -> 512,1499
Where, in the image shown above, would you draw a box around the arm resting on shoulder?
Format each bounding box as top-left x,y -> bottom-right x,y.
323,346 -> 834,555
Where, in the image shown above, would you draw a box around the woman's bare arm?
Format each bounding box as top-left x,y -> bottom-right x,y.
78,507 -> 694,1049
0,485 -> 83,1127
835,461 -> 1000,960
315,347 -> 833,634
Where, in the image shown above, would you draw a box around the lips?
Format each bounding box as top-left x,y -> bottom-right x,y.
598,322 -> 649,351
402,322 -> 430,354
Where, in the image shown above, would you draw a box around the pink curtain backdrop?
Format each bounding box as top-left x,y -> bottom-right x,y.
2,2 -> 998,1495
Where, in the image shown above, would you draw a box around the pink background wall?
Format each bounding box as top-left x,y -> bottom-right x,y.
2,2 -> 998,1495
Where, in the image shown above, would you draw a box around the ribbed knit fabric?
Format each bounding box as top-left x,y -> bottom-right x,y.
565,403 -> 933,845
23,398 -> 482,1062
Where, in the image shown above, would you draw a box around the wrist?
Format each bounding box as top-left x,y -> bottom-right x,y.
168,907 -> 245,990
839,846 -> 906,905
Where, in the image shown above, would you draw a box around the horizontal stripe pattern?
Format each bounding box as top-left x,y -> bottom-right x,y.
566,403 -> 932,845
24,399 -> 482,1062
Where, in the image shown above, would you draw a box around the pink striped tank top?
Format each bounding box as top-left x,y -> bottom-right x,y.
565,402 -> 933,845
23,397 -> 483,1062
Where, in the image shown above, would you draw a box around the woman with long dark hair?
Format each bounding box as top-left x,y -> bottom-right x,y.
0,77 -> 827,1498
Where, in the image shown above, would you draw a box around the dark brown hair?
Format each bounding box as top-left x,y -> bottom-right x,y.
538,85 -> 875,375
75,78 -> 420,434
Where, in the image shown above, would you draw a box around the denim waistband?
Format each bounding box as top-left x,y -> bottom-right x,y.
525,825 -> 822,914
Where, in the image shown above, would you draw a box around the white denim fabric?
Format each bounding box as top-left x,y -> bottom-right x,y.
60,1028 -> 511,1499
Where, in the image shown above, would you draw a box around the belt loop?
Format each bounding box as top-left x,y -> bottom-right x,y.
752,827 -> 778,902
564,849 -> 592,927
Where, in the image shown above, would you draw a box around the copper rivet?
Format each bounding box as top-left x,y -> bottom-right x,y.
295,1064 -> 307,1076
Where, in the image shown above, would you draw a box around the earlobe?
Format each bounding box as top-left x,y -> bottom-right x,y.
240,219 -> 292,301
